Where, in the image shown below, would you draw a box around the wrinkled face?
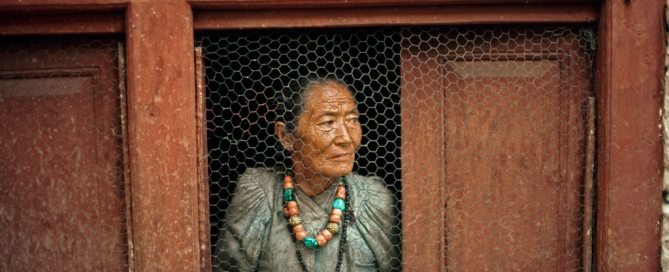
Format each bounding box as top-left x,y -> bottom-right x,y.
292,83 -> 362,179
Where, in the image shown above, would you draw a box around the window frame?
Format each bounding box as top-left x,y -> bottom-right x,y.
0,1 -> 662,271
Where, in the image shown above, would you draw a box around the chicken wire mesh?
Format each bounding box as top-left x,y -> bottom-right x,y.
200,25 -> 594,272
0,37 -> 128,270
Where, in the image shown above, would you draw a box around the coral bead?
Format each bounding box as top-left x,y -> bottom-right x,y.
315,234 -> 327,247
329,214 -> 341,223
283,176 -> 293,188
321,229 -> 333,241
284,206 -> 299,218
335,186 -> 346,199
295,230 -> 307,241
283,176 -> 294,189
293,224 -> 304,233
286,201 -> 298,209
331,208 -> 342,216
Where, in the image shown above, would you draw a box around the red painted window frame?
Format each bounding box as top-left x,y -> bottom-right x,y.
0,1 -> 662,271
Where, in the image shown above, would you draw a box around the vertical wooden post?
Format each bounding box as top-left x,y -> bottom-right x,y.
583,97 -> 596,272
195,47 -> 212,272
125,2 -> 199,271
596,0 -> 664,271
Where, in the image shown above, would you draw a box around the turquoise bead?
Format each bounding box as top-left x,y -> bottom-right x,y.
283,188 -> 293,202
303,237 -> 319,249
332,198 -> 345,211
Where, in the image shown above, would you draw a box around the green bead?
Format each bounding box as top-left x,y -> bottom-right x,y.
332,198 -> 345,210
303,237 -> 319,249
283,188 -> 293,202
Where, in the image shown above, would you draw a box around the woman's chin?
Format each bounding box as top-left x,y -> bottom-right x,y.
321,163 -> 354,178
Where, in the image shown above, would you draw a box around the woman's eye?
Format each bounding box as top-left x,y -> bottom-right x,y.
346,116 -> 359,123
319,120 -> 336,126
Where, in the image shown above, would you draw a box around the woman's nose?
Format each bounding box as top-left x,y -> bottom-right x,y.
334,122 -> 352,146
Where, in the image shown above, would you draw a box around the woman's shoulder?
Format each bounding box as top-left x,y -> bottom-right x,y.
237,167 -> 281,188
346,173 -> 395,212
346,173 -> 392,195
231,167 -> 281,206
239,167 -> 280,179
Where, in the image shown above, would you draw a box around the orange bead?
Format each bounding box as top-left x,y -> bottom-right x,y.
286,201 -> 298,209
331,208 -> 342,216
335,186 -> 346,199
321,229 -> 333,241
284,206 -> 299,217
295,230 -> 307,241
283,176 -> 294,189
329,214 -> 341,223
316,234 -> 327,247
292,224 -> 304,233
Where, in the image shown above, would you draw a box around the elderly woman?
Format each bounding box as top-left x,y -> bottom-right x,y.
215,77 -> 399,272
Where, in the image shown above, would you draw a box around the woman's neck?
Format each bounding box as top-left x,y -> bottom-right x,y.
293,171 -> 335,197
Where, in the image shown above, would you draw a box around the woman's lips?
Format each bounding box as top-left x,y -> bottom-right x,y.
329,153 -> 353,161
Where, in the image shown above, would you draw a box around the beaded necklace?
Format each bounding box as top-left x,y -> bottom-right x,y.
283,175 -> 350,272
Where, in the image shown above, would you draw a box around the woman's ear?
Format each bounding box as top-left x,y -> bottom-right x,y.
275,121 -> 294,152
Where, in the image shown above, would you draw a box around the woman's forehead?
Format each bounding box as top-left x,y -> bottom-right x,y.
305,83 -> 356,107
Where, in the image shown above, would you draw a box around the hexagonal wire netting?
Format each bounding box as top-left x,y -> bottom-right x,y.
199,26 -> 594,271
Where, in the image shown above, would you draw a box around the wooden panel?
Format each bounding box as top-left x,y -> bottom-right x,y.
0,0 -> 127,12
442,58 -> 584,271
401,28 -> 592,271
0,12 -> 124,35
194,4 -> 597,30
190,0 -> 599,9
595,0 -> 664,271
0,40 -> 126,271
125,2 -> 200,271
401,49 -> 445,271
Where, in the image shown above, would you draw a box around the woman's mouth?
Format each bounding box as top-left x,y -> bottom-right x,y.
329,153 -> 353,161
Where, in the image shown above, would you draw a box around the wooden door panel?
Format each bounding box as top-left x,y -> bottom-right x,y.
401,28 -> 591,271
443,59 -> 582,271
0,39 -> 126,271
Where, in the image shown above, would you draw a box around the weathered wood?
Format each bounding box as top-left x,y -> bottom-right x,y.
401,49 -> 445,271
595,0 -> 664,271
118,41 -> 135,272
0,38 -> 126,271
195,47 -> 213,272
194,4 -> 597,30
0,0 -> 127,11
583,96 -> 596,272
190,0 -> 599,9
125,2 -> 200,271
0,12 -> 124,35
443,38 -> 587,271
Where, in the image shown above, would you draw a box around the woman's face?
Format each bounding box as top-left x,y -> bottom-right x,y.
291,83 -> 362,180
